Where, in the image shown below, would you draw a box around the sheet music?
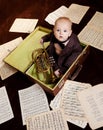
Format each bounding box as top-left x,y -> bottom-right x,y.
18,84 -> 50,125
77,83 -> 103,130
45,6 -> 68,25
45,4 -> 89,25
87,12 -> 103,30
50,84 -> 87,128
65,4 -> 89,24
60,80 -> 91,121
78,11 -> 103,51
78,26 -> 103,50
0,63 -> 17,80
0,37 -> 23,79
26,109 -> 69,130
0,37 -> 23,68
0,86 -> 14,124
50,89 -> 63,109
9,18 -> 38,33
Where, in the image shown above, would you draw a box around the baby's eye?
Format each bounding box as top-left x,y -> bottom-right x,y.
64,30 -> 67,32
57,29 -> 60,32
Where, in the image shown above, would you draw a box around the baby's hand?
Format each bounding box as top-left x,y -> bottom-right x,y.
54,69 -> 60,78
40,38 -> 44,44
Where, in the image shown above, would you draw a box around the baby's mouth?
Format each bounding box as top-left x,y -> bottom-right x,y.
59,36 -> 63,38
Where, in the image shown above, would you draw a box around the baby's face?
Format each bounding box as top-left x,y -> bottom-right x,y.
53,19 -> 72,42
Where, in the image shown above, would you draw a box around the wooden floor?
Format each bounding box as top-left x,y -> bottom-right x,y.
0,0 -> 103,130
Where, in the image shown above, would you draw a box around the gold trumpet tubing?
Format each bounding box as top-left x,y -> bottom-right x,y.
36,56 -> 50,72
32,46 -> 57,83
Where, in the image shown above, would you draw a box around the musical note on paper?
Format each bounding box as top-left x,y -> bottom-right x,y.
50,81 -> 88,128
0,37 -> 23,80
87,11 -> 103,30
65,4 -> 89,24
78,11 -> 103,51
45,6 -> 68,25
60,80 -> 91,121
77,83 -> 103,130
18,84 -> 50,125
0,86 -> 14,124
50,89 -> 63,109
9,18 -> 38,33
26,109 -> 69,130
0,63 -> 17,80
45,4 -> 89,25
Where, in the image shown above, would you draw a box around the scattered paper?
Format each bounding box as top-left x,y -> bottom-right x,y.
50,89 -> 63,110
0,86 -> 14,124
9,18 -> 38,33
26,109 -> 69,130
65,4 -> 89,24
50,82 -> 88,129
0,37 -> 23,80
67,119 -> 87,129
78,11 -> 103,51
78,83 -> 103,130
60,80 -> 91,121
45,6 -> 68,25
87,11 -> 103,30
18,84 -> 50,125
0,63 -> 17,80
0,37 -> 23,68
45,4 -> 89,25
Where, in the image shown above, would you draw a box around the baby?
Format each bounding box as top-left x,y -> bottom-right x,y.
40,17 -> 82,78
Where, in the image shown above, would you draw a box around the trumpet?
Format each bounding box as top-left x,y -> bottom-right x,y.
32,44 -> 57,84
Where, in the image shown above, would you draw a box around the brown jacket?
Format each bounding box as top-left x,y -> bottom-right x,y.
42,32 -> 82,74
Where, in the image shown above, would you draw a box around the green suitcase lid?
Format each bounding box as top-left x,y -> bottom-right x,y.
4,26 -> 51,73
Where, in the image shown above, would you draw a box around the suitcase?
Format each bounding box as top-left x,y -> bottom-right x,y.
4,26 -> 90,96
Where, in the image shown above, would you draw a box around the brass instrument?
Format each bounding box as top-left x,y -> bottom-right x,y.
32,44 -> 57,84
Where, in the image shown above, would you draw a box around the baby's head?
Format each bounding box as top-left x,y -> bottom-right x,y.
53,17 -> 72,42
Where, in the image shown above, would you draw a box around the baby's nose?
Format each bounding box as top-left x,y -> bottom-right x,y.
59,31 -> 63,35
